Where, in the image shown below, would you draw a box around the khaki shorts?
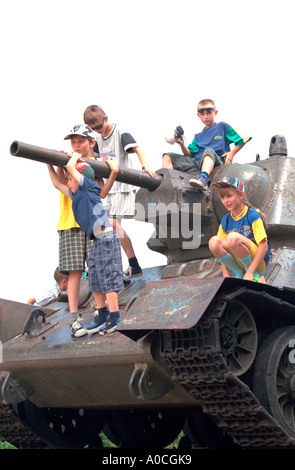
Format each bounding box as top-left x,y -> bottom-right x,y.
58,228 -> 93,273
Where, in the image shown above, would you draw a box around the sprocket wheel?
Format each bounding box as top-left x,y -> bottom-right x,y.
218,299 -> 257,376
253,326 -> 295,439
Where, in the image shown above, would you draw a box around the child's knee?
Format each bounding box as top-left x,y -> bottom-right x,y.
209,235 -> 223,252
162,153 -> 173,168
227,232 -> 241,245
227,232 -> 250,252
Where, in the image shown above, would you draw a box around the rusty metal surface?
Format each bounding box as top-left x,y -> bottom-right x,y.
265,247 -> 295,289
0,303 -> 196,408
119,277 -> 224,332
1,306 -> 141,367
0,298 -> 57,343
118,265 -> 166,306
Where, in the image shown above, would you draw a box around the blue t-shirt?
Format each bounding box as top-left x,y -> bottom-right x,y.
69,176 -> 111,239
218,206 -> 271,264
188,122 -> 250,161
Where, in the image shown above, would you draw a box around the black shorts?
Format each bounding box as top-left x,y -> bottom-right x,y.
167,148 -> 223,172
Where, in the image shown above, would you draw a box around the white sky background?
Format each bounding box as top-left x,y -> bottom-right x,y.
1,0 -> 294,302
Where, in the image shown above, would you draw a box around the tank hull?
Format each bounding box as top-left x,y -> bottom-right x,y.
0,267 -> 197,409
1,248 -> 295,448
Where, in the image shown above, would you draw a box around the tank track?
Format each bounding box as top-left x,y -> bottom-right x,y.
0,403 -> 50,449
160,293 -> 295,449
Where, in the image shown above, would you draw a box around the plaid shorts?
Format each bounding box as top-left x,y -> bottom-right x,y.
59,228 -> 93,273
88,231 -> 124,294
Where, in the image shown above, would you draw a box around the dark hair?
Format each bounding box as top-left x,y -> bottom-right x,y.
54,267 -> 69,283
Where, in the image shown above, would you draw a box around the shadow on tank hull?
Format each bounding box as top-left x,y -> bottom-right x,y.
1,135 -> 295,449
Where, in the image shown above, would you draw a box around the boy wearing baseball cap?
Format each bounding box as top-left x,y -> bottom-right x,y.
52,124 -> 98,337
48,142 -> 124,338
209,176 -> 271,282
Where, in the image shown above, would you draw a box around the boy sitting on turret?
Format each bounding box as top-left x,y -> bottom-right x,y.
162,99 -> 251,190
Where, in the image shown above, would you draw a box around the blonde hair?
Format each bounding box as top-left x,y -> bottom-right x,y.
198,99 -> 216,110
218,186 -> 267,231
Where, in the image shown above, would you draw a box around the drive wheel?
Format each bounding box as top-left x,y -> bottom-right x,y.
23,400 -> 106,448
218,299 -> 257,376
253,326 -> 295,439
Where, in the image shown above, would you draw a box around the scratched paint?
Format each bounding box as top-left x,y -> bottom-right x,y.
120,278 -> 224,330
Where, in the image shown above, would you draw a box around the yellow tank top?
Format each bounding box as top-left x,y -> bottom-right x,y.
57,155 -> 97,231
57,193 -> 80,231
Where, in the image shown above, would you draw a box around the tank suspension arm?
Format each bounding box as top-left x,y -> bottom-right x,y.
10,140 -> 162,191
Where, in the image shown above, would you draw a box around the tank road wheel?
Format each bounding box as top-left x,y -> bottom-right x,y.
218,299 -> 257,376
108,408 -> 186,448
253,326 -> 295,439
102,411 -> 122,447
23,400 -> 106,448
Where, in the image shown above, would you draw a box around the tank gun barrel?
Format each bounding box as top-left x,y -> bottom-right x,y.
10,141 -> 162,191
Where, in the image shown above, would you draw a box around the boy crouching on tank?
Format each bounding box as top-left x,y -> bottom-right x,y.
47,151 -> 124,338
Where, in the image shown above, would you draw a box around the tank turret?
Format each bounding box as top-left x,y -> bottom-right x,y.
11,137 -> 295,261
0,136 -> 295,449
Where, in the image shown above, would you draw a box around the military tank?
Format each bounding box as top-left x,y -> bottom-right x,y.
1,135 -> 295,449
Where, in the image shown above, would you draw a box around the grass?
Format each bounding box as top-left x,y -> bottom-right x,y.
0,431 -> 190,450
0,439 -> 16,449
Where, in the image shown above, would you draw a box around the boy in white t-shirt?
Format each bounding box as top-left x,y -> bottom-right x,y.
83,105 -> 157,278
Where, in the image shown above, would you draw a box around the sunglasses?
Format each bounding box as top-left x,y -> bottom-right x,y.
91,117 -> 105,131
198,107 -> 215,115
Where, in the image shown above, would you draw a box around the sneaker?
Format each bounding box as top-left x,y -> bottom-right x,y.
87,312 -> 107,334
70,316 -> 87,338
189,175 -> 208,190
99,315 -> 121,336
253,275 -> 266,284
165,135 -> 176,145
124,265 -> 142,278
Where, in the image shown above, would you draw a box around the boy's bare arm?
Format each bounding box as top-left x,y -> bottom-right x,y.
222,143 -> 245,165
100,160 -> 119,199
56,165 -> 67,183
133,146 -> 157,177
66,152 -> 83,182
175,135 -> 193,157
47,164 -> 70,197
